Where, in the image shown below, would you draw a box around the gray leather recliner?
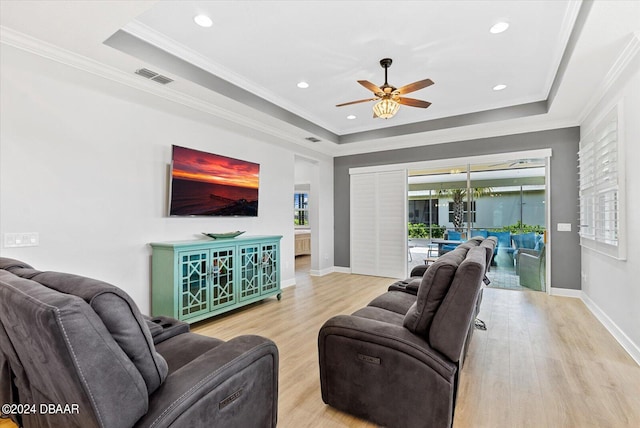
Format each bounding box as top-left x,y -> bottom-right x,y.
0,257 -> 278,428
318,238 -> 496,428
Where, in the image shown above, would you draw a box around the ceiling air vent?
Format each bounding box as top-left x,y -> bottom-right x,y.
305,137 -> 321,143
135,68 -> 174,85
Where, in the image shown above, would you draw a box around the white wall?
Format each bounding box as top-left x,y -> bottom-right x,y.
580,40 -> 640,362
0,44 -> 334,313
294,157 -> 313,188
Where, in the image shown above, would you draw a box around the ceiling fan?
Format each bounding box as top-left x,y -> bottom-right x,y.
336,58 -> 434,119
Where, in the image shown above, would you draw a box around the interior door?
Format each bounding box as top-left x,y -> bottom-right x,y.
351,170 -> 407,279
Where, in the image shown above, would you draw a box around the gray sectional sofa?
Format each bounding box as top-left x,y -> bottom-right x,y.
0,257 -> 278,428
318,236 -> 496,428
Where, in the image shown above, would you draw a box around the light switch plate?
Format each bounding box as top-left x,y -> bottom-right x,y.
4,232 -> 39,248
557,223 -> 572,232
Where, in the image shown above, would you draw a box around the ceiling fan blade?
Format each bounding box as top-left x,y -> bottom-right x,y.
358,80 -> 384,95
398,97 -> 432,108
335,97 -> 378,107
396,78 -> 434,95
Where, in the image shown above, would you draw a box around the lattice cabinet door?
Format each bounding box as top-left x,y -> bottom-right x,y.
151,235 -> 282,323
239,244 -> 260,301
211,247 -> 236,309
260,242 -> 279,294
178,250 -> 210,319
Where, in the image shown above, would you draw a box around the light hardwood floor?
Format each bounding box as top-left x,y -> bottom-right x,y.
2,268 -> 639,428
193,268 -> 640,427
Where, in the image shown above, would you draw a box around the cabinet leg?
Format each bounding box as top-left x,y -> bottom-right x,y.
277,293 -> 282,301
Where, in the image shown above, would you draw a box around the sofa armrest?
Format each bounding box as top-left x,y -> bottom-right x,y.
410,264 -> 429,277
143,315 -> 190,345
135,335 -> 278,428
319,315 -> 455,381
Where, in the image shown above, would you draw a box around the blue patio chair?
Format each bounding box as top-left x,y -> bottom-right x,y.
441,230 -> 464,254
488,230 -> 515,265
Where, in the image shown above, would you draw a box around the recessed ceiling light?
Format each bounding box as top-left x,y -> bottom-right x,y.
493,84 -> 507,91
194,14 -> 213,28
297,81 -> 309,89
347,115 -> 357,120
490,22 -> 509,34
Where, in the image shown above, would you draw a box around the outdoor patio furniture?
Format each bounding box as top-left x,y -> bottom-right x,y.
513,233 -> 544,274
518,243 -> 546,291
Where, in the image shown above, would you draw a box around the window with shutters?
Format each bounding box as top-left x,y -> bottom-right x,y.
578,104 -> 626,259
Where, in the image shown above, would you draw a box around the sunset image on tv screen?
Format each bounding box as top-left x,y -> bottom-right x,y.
169,145 -> 259,216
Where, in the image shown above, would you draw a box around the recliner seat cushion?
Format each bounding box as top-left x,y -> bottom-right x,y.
403,248 -> 467,337
369,290 -> 417,314
352,306 -> 405,326
155,333 -> 225,373
29,271 -> 168,395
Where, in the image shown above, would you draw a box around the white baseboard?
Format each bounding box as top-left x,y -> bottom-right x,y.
281,278 -> 296,289
549,287 -> 582,298
332,266 -> 352,274
582,293 -> 640,366
309,266 -> 338,276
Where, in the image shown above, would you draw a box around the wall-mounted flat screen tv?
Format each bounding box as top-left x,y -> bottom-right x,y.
169,145 -> 259,216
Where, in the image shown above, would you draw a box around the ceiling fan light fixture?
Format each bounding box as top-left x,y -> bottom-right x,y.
373,99 -> 400,119
297,81 -> 309,89
337,58 -> 432,117
493,84 -> 507,91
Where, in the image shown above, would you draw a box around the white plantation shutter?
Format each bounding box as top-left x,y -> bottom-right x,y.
350,173 -> 378,275
579,104 -> 626,259
350,170 -> 407,278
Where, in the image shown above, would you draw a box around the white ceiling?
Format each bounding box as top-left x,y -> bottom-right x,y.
1,1 -> 639,155
124,0 -> 577,135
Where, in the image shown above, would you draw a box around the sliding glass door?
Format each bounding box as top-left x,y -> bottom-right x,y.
408,158 -> 547,291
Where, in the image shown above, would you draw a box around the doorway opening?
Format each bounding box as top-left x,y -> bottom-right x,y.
294,157 -> 316,285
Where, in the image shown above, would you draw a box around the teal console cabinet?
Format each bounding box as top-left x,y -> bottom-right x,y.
150,235 -> 282,323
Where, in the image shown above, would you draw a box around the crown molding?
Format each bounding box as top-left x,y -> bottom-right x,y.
543,0 -> 584,99
122,20 -> 339,134
578,31 -> 640,123
0,26 -> 336,158
0,24 -> 592,160
333,116 -> 578,157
